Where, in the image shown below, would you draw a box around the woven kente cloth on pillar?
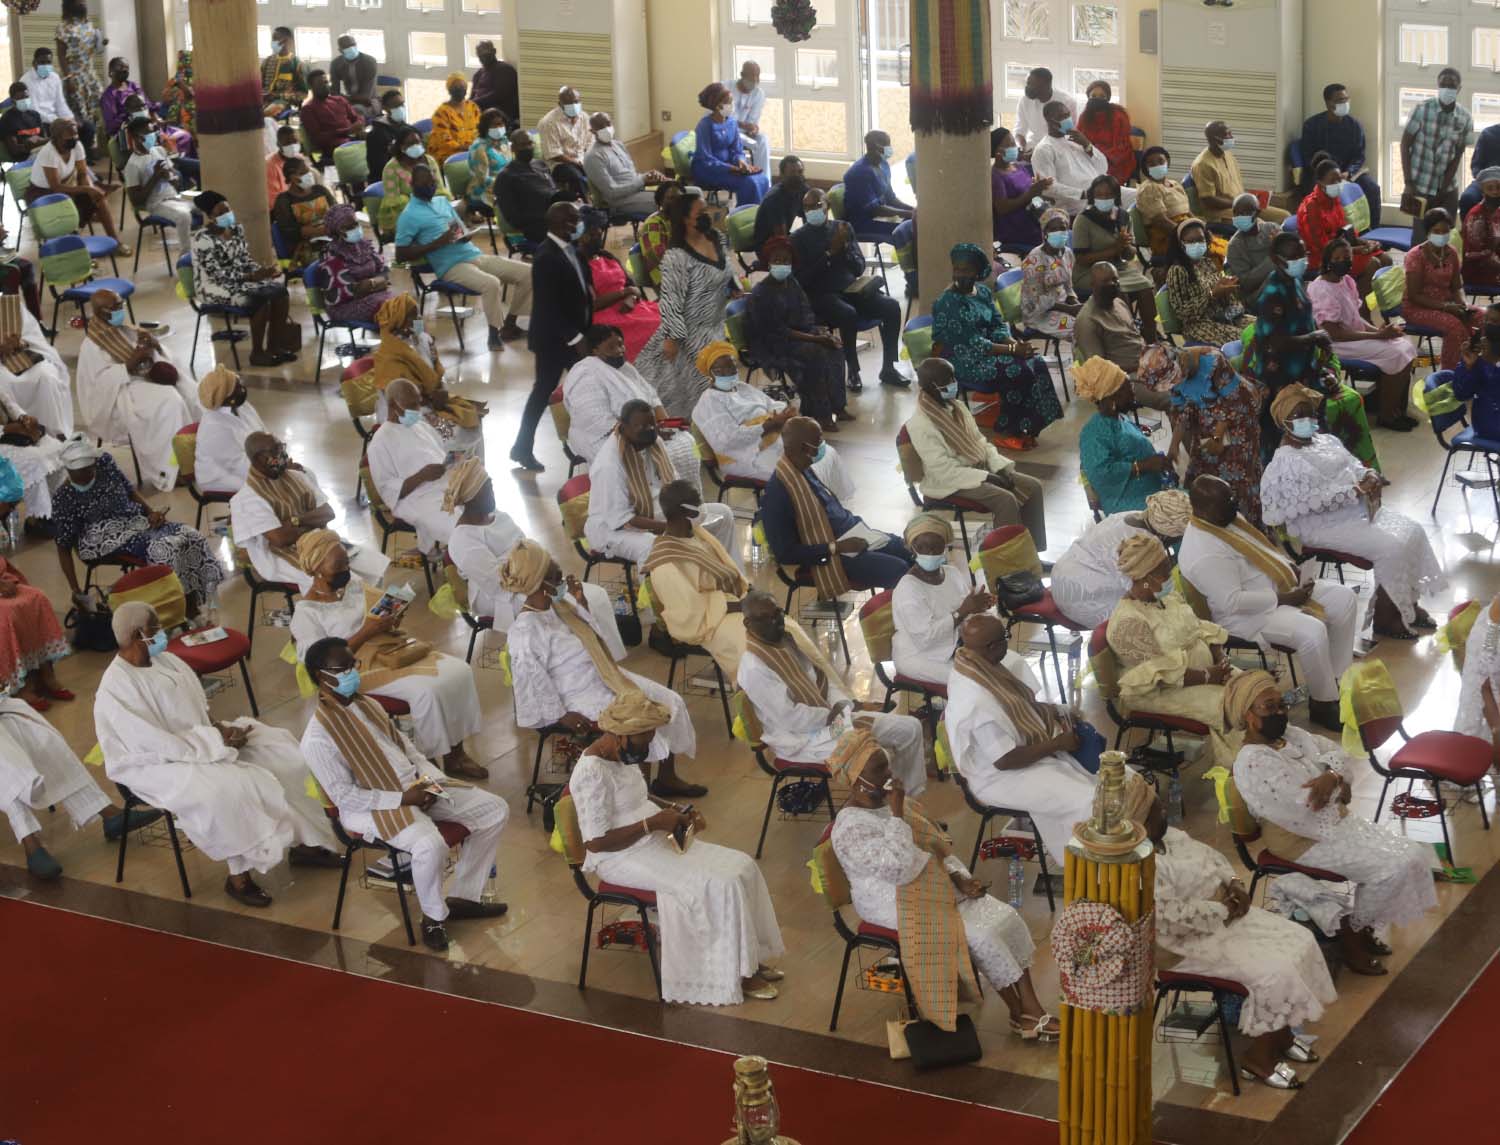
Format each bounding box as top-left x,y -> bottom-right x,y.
1051,900 -> 1155,1015
911,0 -> 993,135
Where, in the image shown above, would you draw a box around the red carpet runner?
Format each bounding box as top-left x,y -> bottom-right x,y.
1,897 -> 1054,1145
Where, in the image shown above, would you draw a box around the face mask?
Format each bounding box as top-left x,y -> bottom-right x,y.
405,143 -> 425,159
636,428 -> 659,448
1153,581 -> 1173,602
620,742 -> 650,765
1057,117 -> 1074,134
1147,163 -> 1168,181
881,144 -> 894,160
1001,146 -> 1019,163
108,307 -> 126,327
328,569 -> 352,591
1282,257 -> 1308,279
1290,416 -> 1318,440
811,442 -> 827,464
1439,87 -> 1458,107
1334,101 -> 1350,117
713,373 -> 737,391
514,150 -> 534,165
329,667 -> 361,698
142,132 -> 158,150
413,183 -> 436,201
342,46 -> 359,61
1322,182 -> 1341,199
1221,136 -> 1237,150
399,408 -> 422,427
1184,241 -> 1208,261
35,65 -> 51,79
146,630 -> 170,658
953,275 -> 976,294
68,476 -> 94,492
570,219 -> 585,240
489,127 -> 508,142
281,144 -> 300,158
805,208 -> 827,227
297,172 -> 315,190
343,226 -> 363,244
1046,230 -> 1069,250
563,102 -> 581,117
1087,97 -> 1109,114
1327,259 -> 1352,278
939,381 -> 959,400
1231,215 -> 1255,232
547,579 -> 567,602
769,263 -> 793,281
1096,283 -> 1119,303
390,106 -> 407,123
681,504 -> 703,520
599,352 -> 625,368
1428,231 -> 1451,248
1092,197 -> 1115,213
915,552 -> 947,572
411,319 -> 424,337
15,99 -> 31,112
1258,712 -> 1288,741
695,213 -> 715,235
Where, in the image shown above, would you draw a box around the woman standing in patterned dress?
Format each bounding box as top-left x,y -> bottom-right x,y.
1165,348 -> 1267,529
56,0 -> 106,158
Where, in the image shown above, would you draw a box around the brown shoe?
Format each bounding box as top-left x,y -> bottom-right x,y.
225,875 -> 273,908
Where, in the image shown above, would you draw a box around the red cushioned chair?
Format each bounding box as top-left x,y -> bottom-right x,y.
358,461 -> 436,595
692,422 -> 767,508
895,423 -> 990,562
557,474 -> 640,620
1224,773 -> 1347,898
733,691 -> 836,860
1153,970 -> 1250,1095
858,590 -> 947,734
233,550 -> 297,654
442,552 -> 493,664
978,525 -> 1087,701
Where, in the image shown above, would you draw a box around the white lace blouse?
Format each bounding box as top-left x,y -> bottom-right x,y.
830,805 -> 964,931
1233,726 -> 1352,842
569,749 -> 659,874
1260,434 -> 1371,534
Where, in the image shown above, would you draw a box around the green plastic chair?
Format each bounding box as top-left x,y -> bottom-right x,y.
726,204 -> 759,270
1155,285 -> 1183,341
333,141 -> 369,197
1128,204 -> 1150,249
668,131 -> 696,181
827,183 -> 846,220
29,194 -> 82,243
444,156 -> 472,201
901,317 -> 933,367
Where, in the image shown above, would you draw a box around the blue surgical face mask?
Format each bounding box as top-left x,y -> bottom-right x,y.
881,144 -> 894,160
1046,230 -> 1068,250
1092,197 -> 1115,213
1001,146 -> 1019,163
1322,182 -> 1341,199
1153,582 -> 1173,602
563,102 -> 581,118
811,442 -> 827,464
390,105 -> 407,123
1439,87 -> 1458,106
1231,215 -> 1255,232
341,46 -> 359,61
35,65 -> 51,79
330,666 -> 361,697
1334,101 -> 1350,117
488,126 -> 506,141
570,220 -> 585,240
142,131 -> 158,150
146,629 -> 169,658
549,579 -> 568,601
805,208 -> 827,227
713,373 -> 737,391
1222,136 -> 1237,150
1058,117 -> 1074,134
399,408 -> 422,427
1290,416 -> 1318,440
1283,257 -> 1308,279
344,226 -> 362,243
1147,163 -> 1168,181
915,553 -> 947,573
14,98 -> 31,113
1184,241 -> 1208,261
768,263 -> 792,281
940,381 -> 959,400
68,476 -> 94,492
108,307 -> 126,326
1428,231 -> 1452,248
216,211 -> 236,230
404,142 -> 425,159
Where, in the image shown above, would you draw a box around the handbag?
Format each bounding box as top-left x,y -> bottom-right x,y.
995,570 -> 1044,611
369,636 -> 433,669
64,587 -> 116,652
1070,720 -> 1106,774
903,1014 -> 983,1070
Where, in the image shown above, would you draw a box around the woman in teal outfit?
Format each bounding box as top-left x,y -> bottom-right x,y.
1076,355 -> 1174,514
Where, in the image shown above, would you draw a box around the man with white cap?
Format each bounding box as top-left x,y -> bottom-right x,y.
194,366 -> 265,495
366,378 -> 461,553
95,601 -> 341,907
1050,488 -> 1190,629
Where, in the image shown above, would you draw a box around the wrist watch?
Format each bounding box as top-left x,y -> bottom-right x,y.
290,514 -> 301,527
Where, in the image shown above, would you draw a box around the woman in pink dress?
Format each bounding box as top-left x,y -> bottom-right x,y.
579,208 -> 661,360
1403,207 -> 1482,370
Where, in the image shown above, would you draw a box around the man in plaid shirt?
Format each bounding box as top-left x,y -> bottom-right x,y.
1401,67 -> 1474,242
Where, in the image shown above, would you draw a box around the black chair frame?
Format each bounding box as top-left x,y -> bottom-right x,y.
955,772 -> 1056,911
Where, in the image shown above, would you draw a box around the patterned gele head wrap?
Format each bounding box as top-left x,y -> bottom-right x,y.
949,242 -> 990,278
1144,490 -> 1191,538
1116,534 -> 1168,580
1222,669 -> 1280,730
903,513 -> 952,546
1269,383 -> 1324,427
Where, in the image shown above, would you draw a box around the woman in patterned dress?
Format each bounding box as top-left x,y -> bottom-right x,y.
270,155 -> 336,271
1165,348 -> 1267,530
932,242 -> 1062,450
317,204 -> 395,323
1165,217 -> 1246,347
379,127 -> 445,237
635,191 -> 741,418
191,191 -> 298,367
56,0 -> 106,156
464,108 -> 511,220
1020,208 -> 1080,337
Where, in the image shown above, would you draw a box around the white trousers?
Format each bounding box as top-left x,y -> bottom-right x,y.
370,654 -> 484,760
439,254 -> 535,330
592,502 -> 735,565
150,197 -> 195,252
1254,582 -> 1359,703
344,784 -> 509,921
5,780 -> 110,841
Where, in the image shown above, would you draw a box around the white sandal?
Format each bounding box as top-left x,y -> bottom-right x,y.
1240,1061 -> 1302,1089
1010,1013 -> 1059,1042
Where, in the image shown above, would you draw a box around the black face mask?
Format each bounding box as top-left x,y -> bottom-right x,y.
1257,713 -> 1288,742
1096,283 -> 1119,304
953,275 -> 976,294
695,214 -> 716,235
602,353 -> 626,369
635,428 -> 659,448
328,569 -> 352,591
1086,97 -> 1109,114
1484,324 -> 1500,346
1222,496 -> 1239,524
1327,260 -> 1352,278
620,743 -> 650,765
757,619 -> 786,644
513,149 -> 534,166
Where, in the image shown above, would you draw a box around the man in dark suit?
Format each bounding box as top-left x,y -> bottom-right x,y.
512,201 -> 593,472
495,130 -> 564,245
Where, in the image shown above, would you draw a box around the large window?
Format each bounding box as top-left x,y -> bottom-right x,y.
997,0 -> 1124,108
1383,1 -> 1499,202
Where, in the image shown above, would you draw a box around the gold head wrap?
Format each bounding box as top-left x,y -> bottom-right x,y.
695,340 -> 737,378
826,728 -> 882,788
1117,534 -> 1168,580
445,71 -> 468,89
441,457 -> 488,513
498,539 -> 551,597
295,528 -> 343,575
1269,384 -> 1324,427
1074,356 -> 1128,403
197,365 -> 238,410
1222,669 -> 1280,730
597,693 -> 672,735
377,293 -> 419,333
1144,489 -> 1190,538
903,513 -> 952,547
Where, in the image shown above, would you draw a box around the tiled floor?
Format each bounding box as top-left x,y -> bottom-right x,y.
5,212 -> 1500,1143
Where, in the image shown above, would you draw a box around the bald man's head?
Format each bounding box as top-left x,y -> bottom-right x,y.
916,357 -> 956,399
386,378 -> 421,418
959,613 -> 1009,663
742,590 -> 785,644
1188,474 -> 1235,526
90,288 -> 122,315
244,432 -> 288,477
781,415 -> 823,470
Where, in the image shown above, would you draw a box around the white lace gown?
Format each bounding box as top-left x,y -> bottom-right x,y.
1260,434 -> 1446,628
1455,604 -> 1500,742
1154,827 -> 1337,1036
571,749 -> 783,1005
1049,512 -> 1149,630
831,805 -> 1034,991
1233,726 -> 1438,930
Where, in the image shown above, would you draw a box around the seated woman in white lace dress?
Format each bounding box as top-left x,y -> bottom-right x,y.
1455,595 -> 1500,760
829,731 -> 1058,1042
1226,670 -> 1436,976
890,514 -> 997,686
1140,786 -> 1336,1090
570,694 -> 784,1007
1260,384 -> 1446,640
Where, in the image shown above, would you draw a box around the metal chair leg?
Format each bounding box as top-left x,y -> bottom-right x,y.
1216,993 -> 1242,1096
392,850 -> 416,945
755,774 -> 782,859
331,842 -> 356,928
1034,823 -> 1056,912
166,812 -> 191,898
713,663 -> 732,734
639,902 -> 663,998
829,939 -> 856,1030
115,790 -> 133,883
578,898 -> 598,988
238,659 -> 260,717
969,809 -> 993,871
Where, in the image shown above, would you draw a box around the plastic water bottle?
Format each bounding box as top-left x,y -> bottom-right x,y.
482,862 -> 498,903
4,509 -> 17,551
750,538 -> 763,569
1007,855 -> 1025,908
1167,772 -> 1184,826
613,593 -> 629,617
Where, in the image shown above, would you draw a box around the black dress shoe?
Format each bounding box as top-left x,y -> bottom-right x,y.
649,779 -> 709,799
1308,698 -> 1342,731
421,918 -> 450,951
288,844 -> 346,869
445,898 -> 509,920
879,366 -> 911,388
847,374 -> 864,393
225,876 -> 273,908
509,449 -> 545,473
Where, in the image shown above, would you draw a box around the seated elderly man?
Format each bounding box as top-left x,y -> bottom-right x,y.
367,379 -> 461,553
230,431 -> 388,593
739,591 -> 927,793
584,399 -> 734,565
1226,670 -> 1437,976
1224,194 -> 1281,309
582,112 -> 664,216
906,357 -> 1047,545
195,366 -> 264,495
96,601 -> 341,908
0,292 -> 71,434
1178,475 -> 1356,731
77,289 -> 200,493
691,340 -> 851,496
1051,489 -> 1189,629
2,692 -> 156,879
1073,262 -> 1146,377
763,415 -> 913,593
501,539 -> 705,798
1191,121 -> 1289,233
302,635 -> 508,952
945,614 -> 1098,864
646,480 -> 750,679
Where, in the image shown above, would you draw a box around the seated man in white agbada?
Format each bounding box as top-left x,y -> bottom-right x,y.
0,291 -> 72,435
95,601 -> 341,908
76,288 -> 201,492
892,514 -> 1001,687
366,378 -> 461,553
501,539 -> 706,798
0,387 -> 66,523
2,693 -> 158,880
944,614 -> 1097,864
230,432 -> 388,593
1049,489 -> 1189,630
194,365 -> 265,495
738,590 -> 928,795
301,635 -> 509,953
584,399 -> 735,565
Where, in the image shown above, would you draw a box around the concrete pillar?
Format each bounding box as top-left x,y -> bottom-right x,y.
186,0 -> 272,265
909,0 -> 995,313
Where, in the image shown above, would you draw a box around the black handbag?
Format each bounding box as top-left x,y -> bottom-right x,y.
995,571 -> 1044,611
904,1014 -> 983,1070
64,587 -> 116,652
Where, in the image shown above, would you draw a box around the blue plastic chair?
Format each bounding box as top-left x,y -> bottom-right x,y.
1337,180 -> 1413,251
413,118 -> 433,137
406,261 -> 481,350
303,262 -> 380,380
995,266 -> 1070,400
1425,369 -> 1500,518
38,235 -> 136,341
1372,264 -> 1441,362
179,252 -> 255,370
